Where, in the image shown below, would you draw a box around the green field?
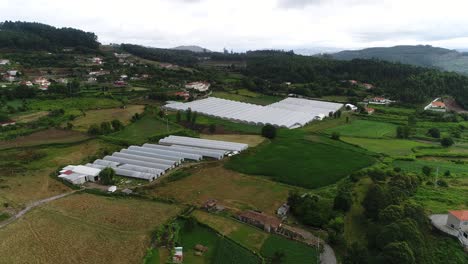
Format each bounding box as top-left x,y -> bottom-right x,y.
227,131 -> 375,188
393,159 -> 468,175
29,97 -> 122,111
341,136 -> 432,157
325,120 -> 397,138
109,114 -> 183,144
211,90 -> 281,106
260,235 -> 318,264
412,183 -> 468,213
178,219 -> 261,264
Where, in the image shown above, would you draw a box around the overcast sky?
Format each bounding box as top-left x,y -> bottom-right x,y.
2,0 -> 468,52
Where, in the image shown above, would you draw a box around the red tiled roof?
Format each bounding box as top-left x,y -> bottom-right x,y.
432,101 -> 445,107
450,210 -> 468,221
63,170 -> 73,175
239,210 -> 281,228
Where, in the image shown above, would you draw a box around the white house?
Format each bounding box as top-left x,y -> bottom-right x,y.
108,186 -> 117,193
59,165 -> 101,185
7,70 -> 18,76
185,81 -> 210,92
368,97 -> 393,105
424,98 -> 446,112
345,103 -> 358,111
91,57 -> 103,65
0,59 -> 10,65
447,210 -> 468,246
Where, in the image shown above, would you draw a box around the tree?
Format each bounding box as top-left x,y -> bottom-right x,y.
270,250 -> 285,264
344,243 -> 369,264
87,124 -> 101,135
422,166 -> 432,177
362,184 -> 388,220
382,242 -> 416,264
158,110 -> 165,118
427,128 -> 440,138
99,167 -> 115,185
396,126 -> 411,139
186,108 -> 192,122
111,119 -> 124,131
191,112 -> 197,125
441,137 -> 454,147
262,124 -> 277,139
100,121 -> 112,134
333,188 -> 352,212
379,205 -> 403,224
331,132 -> 340,140
209,124 -> 216,133
176,110 -> 181,123
66,122 -> 73,130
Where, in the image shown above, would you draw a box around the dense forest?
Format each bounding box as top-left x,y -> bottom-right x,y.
0,21 -> 99,51
120,44 -> 200,66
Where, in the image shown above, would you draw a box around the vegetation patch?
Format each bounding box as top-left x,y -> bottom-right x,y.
227,132 -> 375,188
260,235 -> 319,264
341,136 -> 432,157
0,128 -> 89,150
71,105 -> 145,131
325,120 -> 397,138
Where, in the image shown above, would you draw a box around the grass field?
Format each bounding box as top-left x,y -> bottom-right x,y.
71,105 -> 145,131
193,210 -> 269,251
393,159 -> 468,175
341,137 -> 432,157
260,235 -> 318,264
200,134 -> 265,147
179,219 -> 220,264
147,164 -> 297,213
0,193 -> 181,264
211,90 -> 281,106
0,128 -> 89,150
12,111 -> 49,123
412,180 -> 468,213
29,97 -> 122,111
226,132 -> 375,188
109,114 -> 183,144
325,120 -> 397,138
0,139 -> 118,211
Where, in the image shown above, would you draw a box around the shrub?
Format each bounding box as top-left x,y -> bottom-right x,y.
427,128 -> 440,138
440,137 -> 454,147
111,119 -> 124,131
437,180 -> 448,187
331,132 -> 340,140
422,166 -> 432,177
87,124 -> 101,135
261,124 -> 277,139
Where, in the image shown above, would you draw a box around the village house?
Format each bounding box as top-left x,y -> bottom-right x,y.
238,210 -> 282,232
203,199 -> 225,212
174,91 -> 190,101
277,203 -> 290,218
365,107 -> 375,115
20,81 -> 33,87
446,210 -> 468,246
114,80 -> 127,87
87,77 -> 97,83
3,74 -> 16,82
348,80 -> 358,85
7,70 -> 18,76
91,57 -> 103,65
114,53 -> 131,59
185,81 -> 210,92
58,165 -> 101,185
34,77 -> 51,89
0,59 -> 10,65
368,97 -> 392,105
424,98 -> 446,112
362,83 -> 374,89
173,247 -> 183,263
0,121 -> 16,127
345,103 -> 358,111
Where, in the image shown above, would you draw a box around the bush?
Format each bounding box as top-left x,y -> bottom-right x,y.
427,128 -> 440,138
437,180 -> 448,187
111,119 -> 124,131
99,167 -> 115,185
261,124 -> 277,139
331,132 -> 340,140
440,137 -> 454,147
87,124 -> 101,135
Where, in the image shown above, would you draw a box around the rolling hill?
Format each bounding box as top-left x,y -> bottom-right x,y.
331,45 -> 468,75
172,45 -> 210,53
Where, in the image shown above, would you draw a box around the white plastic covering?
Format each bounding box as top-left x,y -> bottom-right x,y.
121,149 -> 183,164
114,168 -> 157,181
142,144 -> 204,161
118,164 -> 164,176
159,135 -> 248,152
164,97 -> 343,129
128,145 -> 199,161
103,156 -> 171,171
113,152 -> 176,167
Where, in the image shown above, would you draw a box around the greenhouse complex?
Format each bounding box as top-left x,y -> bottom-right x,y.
58,136 -> 249,184
164,97 -> 343,129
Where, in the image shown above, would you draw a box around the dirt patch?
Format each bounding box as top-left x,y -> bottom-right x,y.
0,128 -> 89,150
13,111 -> 49,123
200,134 -> 265,147
71,105 -> 145,131
444,98 -> 468,113
146,164 -> 299,213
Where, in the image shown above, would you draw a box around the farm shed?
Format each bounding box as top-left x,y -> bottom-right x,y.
164,97 -> 343,129
59,165 -> 101,185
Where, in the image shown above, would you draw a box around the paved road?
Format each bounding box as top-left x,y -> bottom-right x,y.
0,190 -> 79,229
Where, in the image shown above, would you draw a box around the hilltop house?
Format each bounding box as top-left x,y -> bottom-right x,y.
238,210 -> 282,232
368,97 -> 392,105
185,81 -> 210,92
446,210 -> 468,246
424,98 -> 446,112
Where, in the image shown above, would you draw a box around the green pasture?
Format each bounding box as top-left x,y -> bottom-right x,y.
325,120 -> 397,138
260,235 -> 318,264
341,137 -> 432,157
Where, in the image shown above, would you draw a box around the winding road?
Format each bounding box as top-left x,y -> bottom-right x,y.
0,190 -> 79,229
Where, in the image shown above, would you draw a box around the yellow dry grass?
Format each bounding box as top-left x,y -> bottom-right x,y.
148,164 -> 299,213
0,193 -> 181,264
13,111 -> 49,123
200,134 -> 265,147
71,105 -> 145,131
0,128 -> 89,150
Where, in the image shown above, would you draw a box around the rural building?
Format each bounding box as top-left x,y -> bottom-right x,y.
365,107 -> 375,115
91,57 -> 103,65
424,98 -> 446,112
238,210 -> 282,232
173,247 -> 183,263
59,165 -> 101,185
348,80 -> 358,85
87,77 -> 97,83
362,83 -> 374,89
203,199 -> 224,212
114,53 -> 131,59
0,121 -> 16,127
114,80 -> 127,87
185,81 -> 210,92
277,203 -> 290,218
108,186 -> 117,193
0,59 -> 10,65
368,97 -> 392,105
34,77 -> 51,89
345,103 -> 358,111
174,91 -> 190,100
7,70 -> 18,76
3,74 -> 15,82
20,81 -> 33,87
446,210 -> 468,246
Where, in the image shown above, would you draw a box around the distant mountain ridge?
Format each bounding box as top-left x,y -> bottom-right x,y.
331,45 -> 468,75
172,45 -> 210,53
